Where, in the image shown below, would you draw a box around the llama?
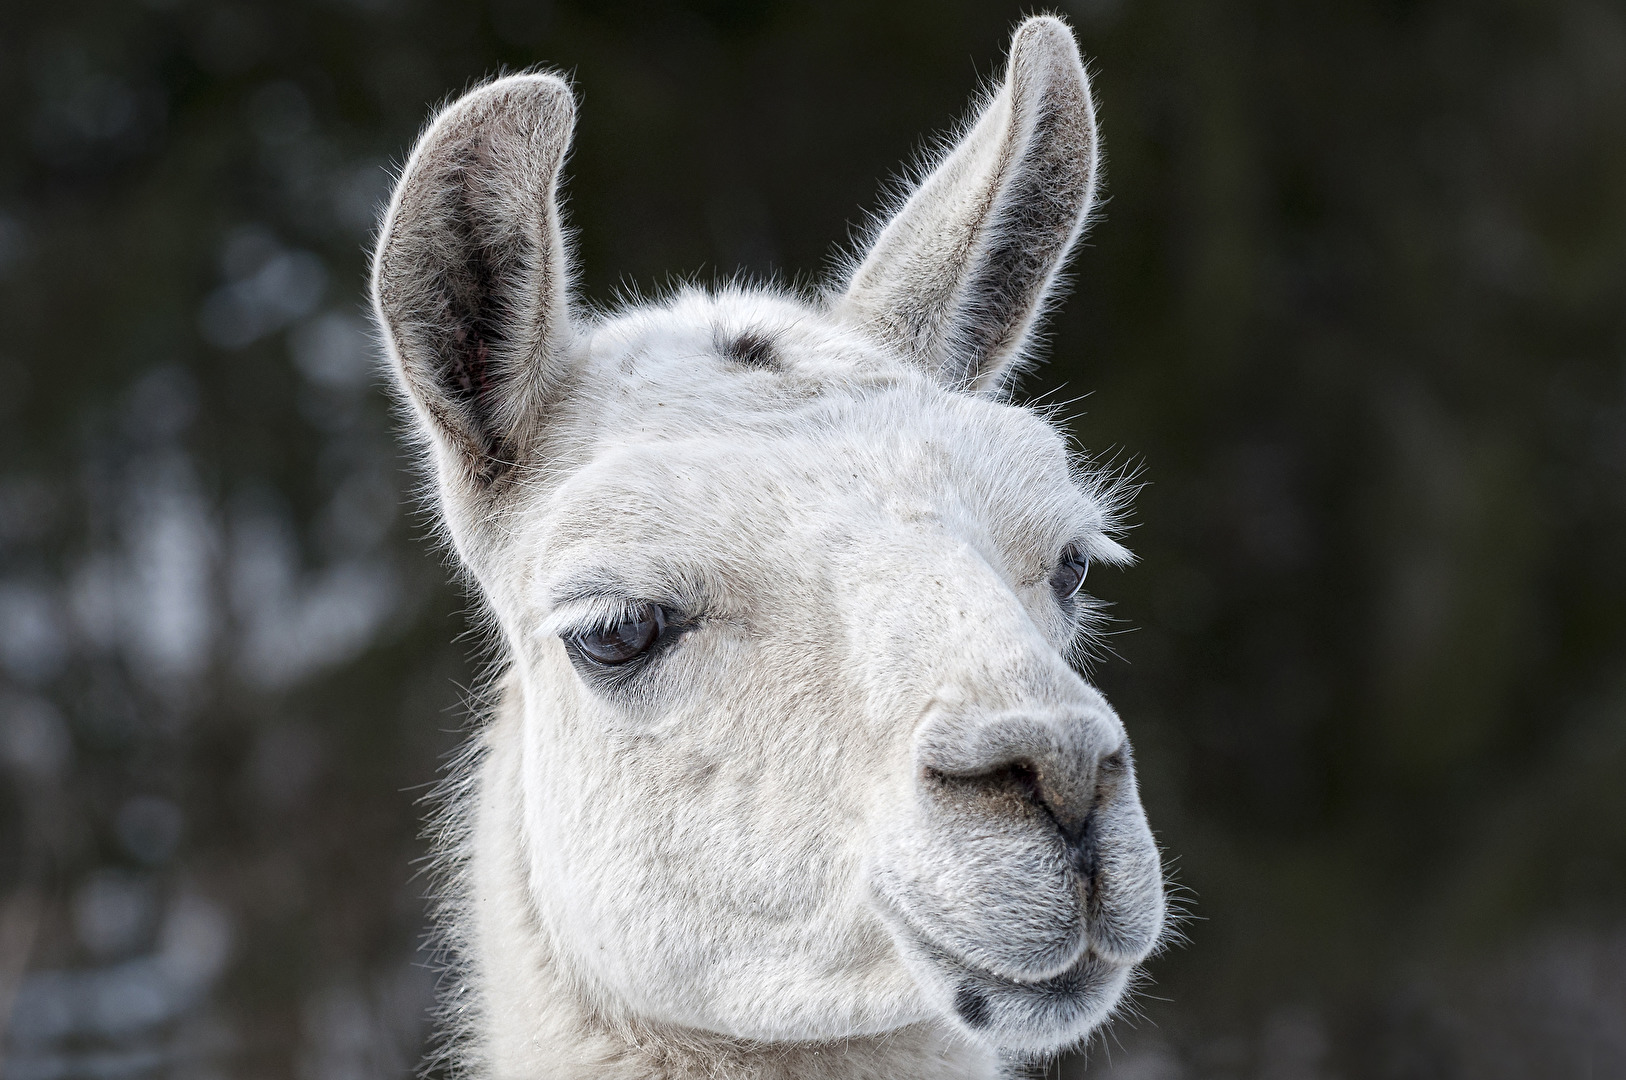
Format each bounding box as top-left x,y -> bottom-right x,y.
371,15 -> 1166,1079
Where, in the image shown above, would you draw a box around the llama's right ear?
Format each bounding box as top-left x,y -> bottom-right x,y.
836,17 -> 1098,394
372,74 -> 576,486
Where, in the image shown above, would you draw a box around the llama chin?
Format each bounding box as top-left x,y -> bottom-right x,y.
372,15 -> 1168,1079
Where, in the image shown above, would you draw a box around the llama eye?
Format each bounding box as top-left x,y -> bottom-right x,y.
1048,548 -> 1090,602
572,603 -> 667,666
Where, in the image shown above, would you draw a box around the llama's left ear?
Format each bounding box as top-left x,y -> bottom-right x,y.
372,74 -> 577,487
836,16 -> 1099,394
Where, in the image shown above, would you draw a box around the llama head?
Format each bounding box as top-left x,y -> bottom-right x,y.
373,15 -> 1166,1059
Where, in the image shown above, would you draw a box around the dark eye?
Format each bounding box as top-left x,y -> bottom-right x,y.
1048,547 -> 1090,602
572,603 -> 667,666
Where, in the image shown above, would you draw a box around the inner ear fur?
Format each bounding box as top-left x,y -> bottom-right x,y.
837,16 -> 1100,394
372,73 -> 577,486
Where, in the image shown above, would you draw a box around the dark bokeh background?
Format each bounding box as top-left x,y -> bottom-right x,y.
2,0 -> 1624,1077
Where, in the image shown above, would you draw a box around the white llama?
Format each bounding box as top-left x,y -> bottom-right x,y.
371,15 -> 1167,1079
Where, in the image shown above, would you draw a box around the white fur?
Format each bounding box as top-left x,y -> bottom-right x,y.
372,17 -> 1166,1079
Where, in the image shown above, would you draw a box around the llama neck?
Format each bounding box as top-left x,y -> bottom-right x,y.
453,679 -> 1002,1080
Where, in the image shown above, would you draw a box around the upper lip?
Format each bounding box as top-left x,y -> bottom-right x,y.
871,885 -> 1112,990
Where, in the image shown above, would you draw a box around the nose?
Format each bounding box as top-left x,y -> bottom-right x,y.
951,747 -> 1128,850
915,708 -> 1130,858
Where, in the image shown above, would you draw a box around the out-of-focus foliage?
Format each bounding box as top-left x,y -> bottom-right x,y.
0,1 -> 1622,1078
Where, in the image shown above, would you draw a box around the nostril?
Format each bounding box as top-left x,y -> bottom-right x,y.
926,756 -> 1096,844
920,738 -> 1132,854
923,758 -> 1043,804
918,719 -> 1136,889
987,758 -> 1041,798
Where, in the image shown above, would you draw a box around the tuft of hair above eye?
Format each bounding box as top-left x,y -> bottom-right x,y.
1048,547 -> 1090,602
719,332 -> 779,369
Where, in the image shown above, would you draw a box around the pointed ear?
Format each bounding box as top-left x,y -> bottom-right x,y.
836,17 -> 1099,393
372,74 -> 576,487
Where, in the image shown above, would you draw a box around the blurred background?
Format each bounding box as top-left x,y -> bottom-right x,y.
1,0 -> 1623,1077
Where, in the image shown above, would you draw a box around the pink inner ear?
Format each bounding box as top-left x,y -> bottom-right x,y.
833,15 -> 1097,394
373,73 -> 578,483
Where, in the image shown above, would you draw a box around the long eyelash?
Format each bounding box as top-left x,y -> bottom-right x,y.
1064,594 -> 1125,675
542,596 -> 662,640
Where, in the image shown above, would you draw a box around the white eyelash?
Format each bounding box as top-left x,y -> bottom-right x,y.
538,595 -> 652,640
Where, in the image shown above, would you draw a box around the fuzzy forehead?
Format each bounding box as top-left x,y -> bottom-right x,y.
581,286 -> 909,397
527,290 -> 1126,586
